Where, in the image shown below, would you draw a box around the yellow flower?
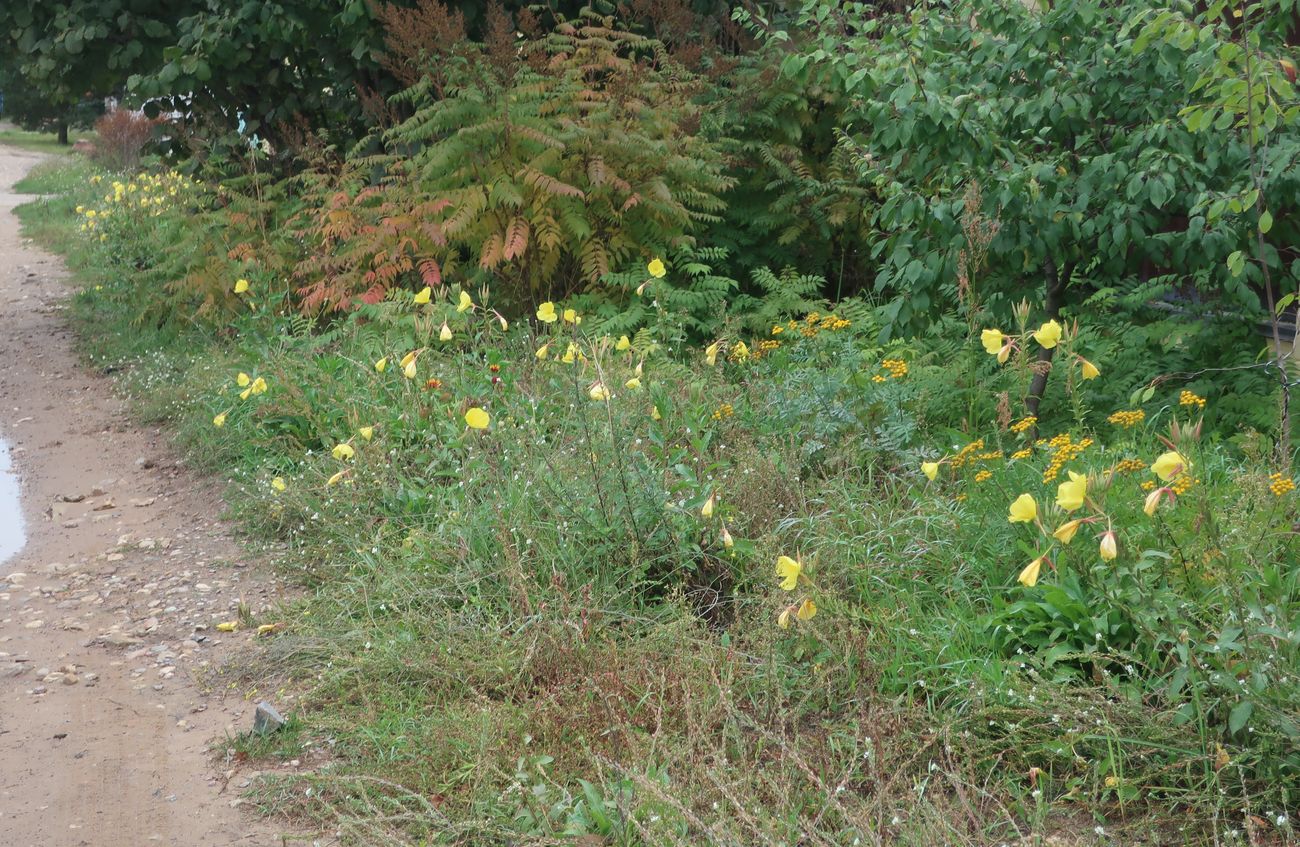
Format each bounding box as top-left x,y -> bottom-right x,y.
332,443 -> 355,461
216,621 -> 238,632
536,302 -> 558,323
457,290 -> 474,312
720,525 -> 734,549
921,461 -> 939,481
625,377 -> 641,390
496,312 -> 508,331
1052,519 -> 1082,545
616,335 -> 631,351
1151,451 -> 1190,482
701,492 -> 715,518
403,360 -> 418,379
652,406 -> 662,421
1032,319 -> 1063,349
980,329 -> 1004,355
250,377 -> 268,395
1099,530 -> 1118,561
465,407 -> 490,430
439,321 -> 453,342
239,387 -> 252,400
233,278 -> 250,294
778,607 -> 793,629
796,598 -> 817,621
535,344 -> 549,360
374,357 -> 388,373
588,382 -> 610,402
1080,357 -> 1100,380
400,351 -> 418,368
775,555 -> 802,591
413,286 -> 431,305
705,341 -> 721,366
563,308 -> 580,324
647,258 -> 666,278
359,426 -> 374,441
1056,471 -> 1087,511
236,372 -> 251,387
1017,556 -> 1045,587
561,343 -> 578,364
1143,487 -> 1172,517
271,477 -> 287,492
326,470 -> 346,486
212,412 -> 227,428
1008,493 -> 1038,524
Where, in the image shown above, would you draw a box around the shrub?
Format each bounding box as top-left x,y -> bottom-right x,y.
91,109 -> 159,170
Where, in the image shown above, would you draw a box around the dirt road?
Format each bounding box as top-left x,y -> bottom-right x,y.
0,147 -> 295,845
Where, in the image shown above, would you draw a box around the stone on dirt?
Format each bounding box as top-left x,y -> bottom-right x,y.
253,700 -> 286,734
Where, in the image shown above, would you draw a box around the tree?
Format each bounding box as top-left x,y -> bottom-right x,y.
0,1 -> 196,141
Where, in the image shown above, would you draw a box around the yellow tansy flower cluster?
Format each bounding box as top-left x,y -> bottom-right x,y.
711,403 -> 735,421
949,439 -> 985,470
1115,458 -> 1147,474
1179,390 -> 1207,409
1011,448 -> 1033,460
1009,415 -> 1037,435
1107,409 -> 1146,428
778,313 -> 852,339
751,339 -> 781,360
1269,473 -> 1295,497
1037,433 -> 1092,483
881,358 -> 908,378
1170,474 -> 1198,496
974,470 -> 993,483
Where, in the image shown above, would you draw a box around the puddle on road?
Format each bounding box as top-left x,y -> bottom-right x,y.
0,439 -> 24,569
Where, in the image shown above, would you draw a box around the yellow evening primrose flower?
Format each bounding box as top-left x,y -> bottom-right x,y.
922,461 -> 939,481
616,335 -> 631,351
236,372 -> 251,387
775,555 -> 802,591
233,278 -> 250,294
625,377 -> 641,390
536,344 -> 549,360
439,322 -> 453,342
588,382 -> 610,402
496,312 -> 508,331
563,308 -> 580,324
413,286 -> 431,305
212,413 -> 227,428
1032,319 -> 1063,349
536,301 -> 558,323
652,406 -> 662,421
1080,357 -> 1100,380
465,407 -> 490,430
250,377 -> 268,395
1008,493 -> 1038,523
271,477 -> 286,492
1143,487 -> 1170,517
647,258 -> 667,278
216,621 -> 238,632
239,387 -> 252,400
1053,519 -> 1082,545
1151,451 -> 1189,482
561,343 -> 578,364
332,443 -> 355,461
796,598 -> 817,621
359,426 -> 374,441
980,329 -> 1004,355
720,525 -> 734,549
457,291 -> 474,313
778,606 -> 793,629
1056,471 -> 1087,511
1018,556 -> 1045,587
374,357 -> 388,373
403,360 -> 417,379
1099,530 -> 1118,561
705,341 -> 721,366
326,470 -> 346,487
701,493 -> 715,518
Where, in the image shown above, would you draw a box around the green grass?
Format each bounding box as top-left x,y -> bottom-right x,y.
15,158 -> 1300,847
0,127 -> 92,155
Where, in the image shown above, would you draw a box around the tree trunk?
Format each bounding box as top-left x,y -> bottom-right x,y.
1024,256 -> 1072,427
57,121 -> 69,145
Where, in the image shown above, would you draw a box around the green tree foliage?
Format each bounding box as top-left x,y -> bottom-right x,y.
759,0 -> 1299,339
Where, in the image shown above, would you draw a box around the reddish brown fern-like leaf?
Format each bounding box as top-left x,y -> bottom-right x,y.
503,217 -> 530,261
